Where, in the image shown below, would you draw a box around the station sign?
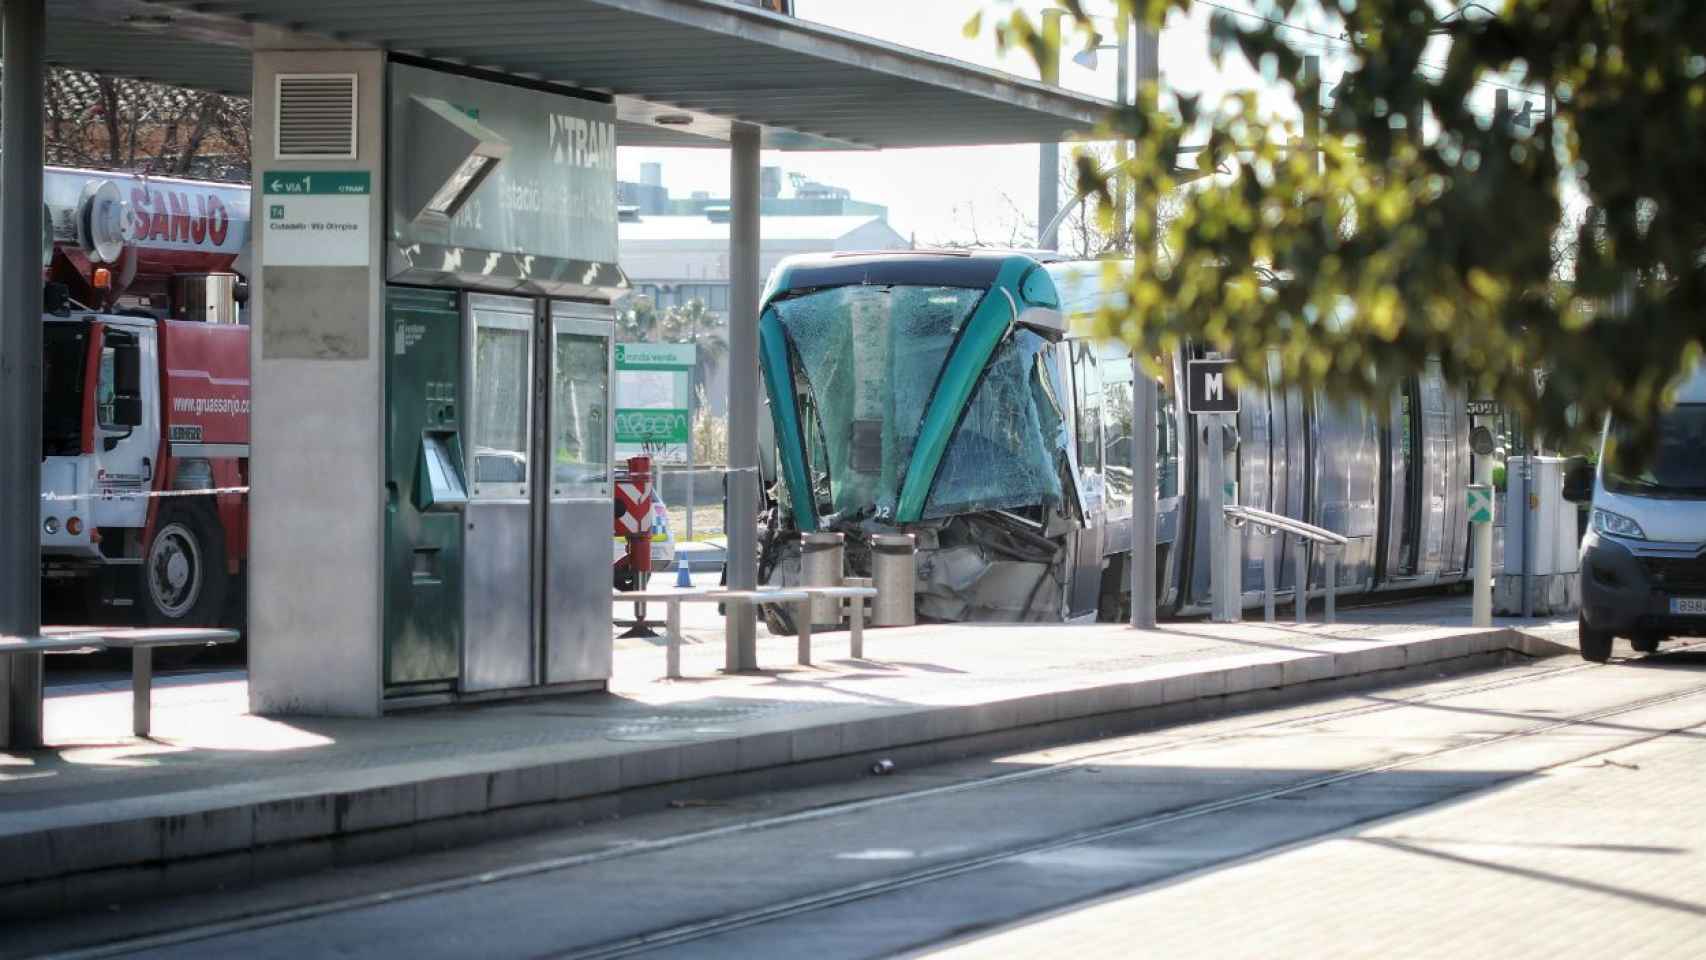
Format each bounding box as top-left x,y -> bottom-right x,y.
614,342 -> 695,455
386,62 -> 625,296
1186,358 -> 1239,415
261,171 -> 370,266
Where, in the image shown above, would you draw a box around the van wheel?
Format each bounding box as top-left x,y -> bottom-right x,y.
1631,631 -> 1664,654
1579,617 -> 1614,663
141,501 -> 229,628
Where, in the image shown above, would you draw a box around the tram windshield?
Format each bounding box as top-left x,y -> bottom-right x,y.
772,283 -> 1067,523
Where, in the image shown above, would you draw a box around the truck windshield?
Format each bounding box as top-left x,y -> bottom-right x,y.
773,283 -> 1066,523
43,323 -> 88,457
1605,404 -> 1706,499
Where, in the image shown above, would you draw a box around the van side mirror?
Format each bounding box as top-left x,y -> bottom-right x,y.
1562,459 -> 1594,503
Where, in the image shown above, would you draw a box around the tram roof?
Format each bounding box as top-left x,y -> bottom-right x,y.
52,0 -> 1110,151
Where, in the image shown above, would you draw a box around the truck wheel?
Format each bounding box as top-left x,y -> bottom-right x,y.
1579,616 -> 1614,663
1631,631 -> 1664,654
141,501 -> 230,628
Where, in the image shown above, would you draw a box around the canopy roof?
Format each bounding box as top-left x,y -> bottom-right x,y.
53,0 -> 1110,151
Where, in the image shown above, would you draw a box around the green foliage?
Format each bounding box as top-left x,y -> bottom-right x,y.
977,1 -> 1705,456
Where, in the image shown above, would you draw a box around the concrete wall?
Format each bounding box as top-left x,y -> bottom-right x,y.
248,43 -> 387,717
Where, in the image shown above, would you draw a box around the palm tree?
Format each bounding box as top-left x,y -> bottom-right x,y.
662,298 -> 728,395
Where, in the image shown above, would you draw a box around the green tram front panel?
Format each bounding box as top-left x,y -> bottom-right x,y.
384,286 -> 466,689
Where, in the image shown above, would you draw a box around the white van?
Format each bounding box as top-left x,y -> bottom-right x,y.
1567,364 -> 1706,661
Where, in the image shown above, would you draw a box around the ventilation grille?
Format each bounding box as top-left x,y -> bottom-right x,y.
275,74 -> 358,159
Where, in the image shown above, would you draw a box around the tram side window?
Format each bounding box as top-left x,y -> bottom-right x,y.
1157,361 -> 1179,498
1072,342 -> 1103,474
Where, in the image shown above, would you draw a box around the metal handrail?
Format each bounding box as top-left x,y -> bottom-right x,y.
1222,504 -> 1347,625
1223,504 -> 1348,547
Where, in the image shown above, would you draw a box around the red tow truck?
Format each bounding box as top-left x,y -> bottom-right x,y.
39,166 -> 251,627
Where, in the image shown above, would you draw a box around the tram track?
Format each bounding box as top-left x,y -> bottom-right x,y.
41,643 -> 1701,960
547,677 -> 1706,960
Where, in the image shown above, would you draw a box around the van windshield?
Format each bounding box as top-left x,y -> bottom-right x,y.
1605,404 -> 1706,499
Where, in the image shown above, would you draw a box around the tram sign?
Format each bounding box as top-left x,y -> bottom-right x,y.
1186,358 -> 1239,414
1466,399 -> 1501,417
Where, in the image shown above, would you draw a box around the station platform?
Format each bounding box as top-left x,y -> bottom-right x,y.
1,596 -> 1576,916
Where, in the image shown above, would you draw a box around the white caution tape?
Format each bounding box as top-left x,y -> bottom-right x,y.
41,485 -> 251,504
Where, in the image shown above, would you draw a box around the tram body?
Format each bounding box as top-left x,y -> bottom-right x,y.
755,250 -> 1478,624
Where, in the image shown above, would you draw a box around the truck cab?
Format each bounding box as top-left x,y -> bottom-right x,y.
1569,363 -> 1706,661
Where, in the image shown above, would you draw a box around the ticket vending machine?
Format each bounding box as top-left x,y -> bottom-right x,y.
384,286 -> 467,692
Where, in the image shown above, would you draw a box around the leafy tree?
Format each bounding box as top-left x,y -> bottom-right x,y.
975,1 -> 1705,454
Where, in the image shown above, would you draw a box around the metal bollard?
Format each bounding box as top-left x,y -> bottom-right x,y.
801,531 -> 846,628
1262,532 -> 1277,623
1294,538 -> 1309,625
870,533 -> 916,627
1325,548 -> 1338,624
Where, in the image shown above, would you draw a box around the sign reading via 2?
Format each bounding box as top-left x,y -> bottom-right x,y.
1186,358 -> 1239,415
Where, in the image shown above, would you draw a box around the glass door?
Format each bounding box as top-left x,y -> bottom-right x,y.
462,293 -> 539,692
544,302 -> 616,684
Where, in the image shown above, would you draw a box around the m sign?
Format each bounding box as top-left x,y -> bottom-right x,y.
1187,358 -> 1239,414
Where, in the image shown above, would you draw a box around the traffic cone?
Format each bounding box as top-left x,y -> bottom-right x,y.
675,559 -> 693,588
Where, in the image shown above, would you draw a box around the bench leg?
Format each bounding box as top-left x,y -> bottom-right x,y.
666,602 -> 683,680
797,601 -> 813,667
132,646 -> 152,739
850,599 -> 865,660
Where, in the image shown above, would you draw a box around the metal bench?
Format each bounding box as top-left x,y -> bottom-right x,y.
616,584 -> 882,679
615,590 -> 730,679
8,626 -> 241,740
1222,505 -> 1350,624
92,628 -> 241,737
787,585 -> 880,663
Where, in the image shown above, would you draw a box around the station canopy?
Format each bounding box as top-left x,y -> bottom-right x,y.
52,0 -> 1110,151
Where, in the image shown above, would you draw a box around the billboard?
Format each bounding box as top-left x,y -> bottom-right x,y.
386,62 -> 627,298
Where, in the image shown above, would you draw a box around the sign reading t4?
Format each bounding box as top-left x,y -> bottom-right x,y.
1187,358 -> 1239,414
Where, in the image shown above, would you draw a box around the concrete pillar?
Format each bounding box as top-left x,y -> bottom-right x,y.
2,0 -> 46,749
724,122 -> 761,671
246,41 -> 388,716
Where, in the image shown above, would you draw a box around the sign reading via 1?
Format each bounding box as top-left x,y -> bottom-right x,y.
261,170 -> 370,267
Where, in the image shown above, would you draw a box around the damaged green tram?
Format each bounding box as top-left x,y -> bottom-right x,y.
755,250 -> 1152,624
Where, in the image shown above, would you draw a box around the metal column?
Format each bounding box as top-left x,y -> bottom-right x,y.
1036,9 -> 1062,251
2,0 -> 46,749
1128,23 -> 1161,631
1132,373 -> 1157,628
724,122 -> 761,671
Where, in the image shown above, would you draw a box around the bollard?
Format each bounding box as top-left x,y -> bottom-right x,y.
1325,549 -> 1338,624
1294,537 -> 1309,625
801,531 -> 846,628
870,533 -> 916,627
1262,532 -> 1277,623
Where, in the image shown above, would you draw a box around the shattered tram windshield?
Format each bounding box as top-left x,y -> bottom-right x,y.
774,283 -> 1066,523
